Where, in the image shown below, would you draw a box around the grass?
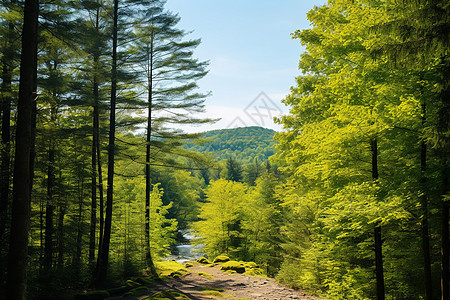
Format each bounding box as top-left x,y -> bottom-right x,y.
196,271 -> 214,279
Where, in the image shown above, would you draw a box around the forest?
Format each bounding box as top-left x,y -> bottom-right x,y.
0,0 -> 449,300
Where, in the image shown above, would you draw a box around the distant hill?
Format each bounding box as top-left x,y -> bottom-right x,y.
185,126 -> 276,165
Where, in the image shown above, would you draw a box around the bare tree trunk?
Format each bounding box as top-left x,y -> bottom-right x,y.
89,7 -> 102,264
43,146 -> 55,271
57,201 -> 65,271
0,14 -> 14,287
419,100 -> 433,300
5,0 -> 39,298
96,0 -> 118,284
89,90 -> 98,263
439,55 -> 449,300
441,162 -> 449,300
371,139 -> 385,300
144,34 -> 157,277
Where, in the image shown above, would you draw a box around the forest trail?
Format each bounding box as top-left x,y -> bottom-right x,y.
125,262 -> 324,300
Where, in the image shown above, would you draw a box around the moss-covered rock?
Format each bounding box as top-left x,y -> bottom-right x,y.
155,260 -> 189,279
196,256 -> 211,264
213,255 -> 230,263
74,290 -> 110,300
184,261 -> 193,268
220,261 -> 245,273
123,286 -> 150,297
243,261 -> 259,269
170,269 -> 189,278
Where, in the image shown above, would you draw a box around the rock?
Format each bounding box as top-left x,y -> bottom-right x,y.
220,261 -> 246,273
196,256 -> 212,264
213,255 -> 230,263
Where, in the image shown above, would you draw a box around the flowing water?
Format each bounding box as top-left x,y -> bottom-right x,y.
165,231 -> 206,264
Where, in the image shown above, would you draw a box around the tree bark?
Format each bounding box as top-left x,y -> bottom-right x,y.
89,78 -> 98,262
90,7 -> 101,264
441,161 -> 449,300
420,100 -> 433,300
0,13 -> 14,287
144,34 -> 157,277
5,0 -> 39,298
43,146 -> 55,271
96,0 -> 118,283
439,54 -> 449,300
371,139 -> 385,300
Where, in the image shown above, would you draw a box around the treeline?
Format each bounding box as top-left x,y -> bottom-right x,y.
0,0 -> 211,298
184,126 -> 276,165
195,1 -> 449,299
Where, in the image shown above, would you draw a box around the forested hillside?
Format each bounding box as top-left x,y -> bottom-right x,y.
184,126 -> 276,164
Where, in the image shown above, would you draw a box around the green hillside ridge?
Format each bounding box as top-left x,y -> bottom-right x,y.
184,126 -> 276,164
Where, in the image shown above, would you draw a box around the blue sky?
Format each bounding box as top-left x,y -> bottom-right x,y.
164,0 -> 326,132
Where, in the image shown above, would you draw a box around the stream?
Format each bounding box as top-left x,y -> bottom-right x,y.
165,231 -> 206,264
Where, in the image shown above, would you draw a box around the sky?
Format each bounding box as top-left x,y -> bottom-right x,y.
164,0 -> 326,132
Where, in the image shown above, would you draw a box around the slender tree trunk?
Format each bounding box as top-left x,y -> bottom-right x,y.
0,16 -> 14,288
74,177 -> 83,280
420,101 -> 433,300
439,55 -> 449,300
96,0 -> 118,283
89,86 -> 98,263
90,8 -> 101,264
57,201 -> 65,271
97,129 -> 104,256
44,146 -> 55,271
144,35 -> 157,277
5,0 -> 39,298
441,162 -> 449,300
371,138 -> 385,300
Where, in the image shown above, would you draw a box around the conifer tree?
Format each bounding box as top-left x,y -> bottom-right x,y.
6,0 -> 39,298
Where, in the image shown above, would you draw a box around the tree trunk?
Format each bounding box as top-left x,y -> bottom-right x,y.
371,139 -> 385,300
89,88 -> 98,263
439,54 -> 449,300
57,201 -> 65,271
0,15 -> 14,287
90,8 -> 101,264
44,146 -> 55,271
74,177 -> 84,280
420,101 -> 433,300
96,0 -> 118,283
5,0 -> 39,298
144,34 -> 157,277
441,161 -> 449,300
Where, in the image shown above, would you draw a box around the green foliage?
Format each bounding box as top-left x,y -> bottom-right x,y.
273,0 -> 449,299
194,179 -> 249,258
184,127 -> 276,165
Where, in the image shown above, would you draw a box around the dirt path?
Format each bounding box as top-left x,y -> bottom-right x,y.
126,262 -> 323,300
